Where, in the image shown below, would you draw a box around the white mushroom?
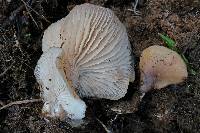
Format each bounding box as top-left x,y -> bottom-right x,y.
34,3 -> 134,120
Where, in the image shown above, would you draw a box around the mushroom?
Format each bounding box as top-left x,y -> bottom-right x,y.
34,3 -> 134,120
139,45 -> 188,93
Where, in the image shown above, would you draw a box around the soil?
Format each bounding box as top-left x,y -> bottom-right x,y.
0,0 -> 200,133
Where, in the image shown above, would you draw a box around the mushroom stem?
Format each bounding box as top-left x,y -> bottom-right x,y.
34,47 -> 86,120
140,71 -> 155,93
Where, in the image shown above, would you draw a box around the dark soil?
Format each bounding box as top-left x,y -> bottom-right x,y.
0,0 -> 200,132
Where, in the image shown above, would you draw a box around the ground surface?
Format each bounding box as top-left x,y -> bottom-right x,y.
0,0 -> 200,132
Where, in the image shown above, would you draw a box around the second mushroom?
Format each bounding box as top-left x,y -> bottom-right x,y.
139,45 -> 188,93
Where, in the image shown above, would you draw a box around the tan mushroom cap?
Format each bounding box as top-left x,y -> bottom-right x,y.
40,3 -> 134,100
139,45 -> 188,92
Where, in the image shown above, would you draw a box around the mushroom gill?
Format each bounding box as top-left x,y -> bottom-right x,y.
34,3 -> 134,120
139,45 -> 188,93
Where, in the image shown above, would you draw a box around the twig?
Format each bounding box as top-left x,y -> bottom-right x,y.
4,0 -> 49,28
0,101 -> 4,106
96,117 -> 112,133
0,98 -> 42,110
127,0 -> 141,15
132,0 -> 140,15
24,3 -> 51,24
20,0 -> 39,28
0,61 -> 15,77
